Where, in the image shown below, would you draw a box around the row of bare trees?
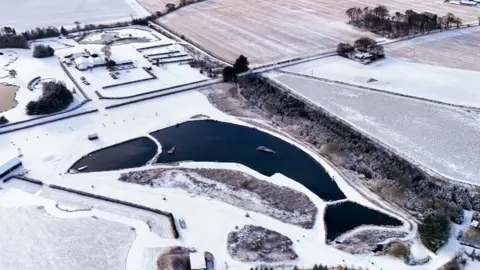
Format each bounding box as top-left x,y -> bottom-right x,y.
346,6 -> 463,38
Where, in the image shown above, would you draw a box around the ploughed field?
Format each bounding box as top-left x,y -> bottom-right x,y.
156,0 -> 479,65
157,0 -> 377,64
387,27 -> 480,72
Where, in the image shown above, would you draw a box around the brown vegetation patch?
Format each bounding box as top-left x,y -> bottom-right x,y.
156,246 -> 195,270
0,84 -> 19,113
227,225 -> 298,262
119,167 -> 317,228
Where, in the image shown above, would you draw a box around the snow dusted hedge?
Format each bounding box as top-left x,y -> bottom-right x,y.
0,115 -> 8,125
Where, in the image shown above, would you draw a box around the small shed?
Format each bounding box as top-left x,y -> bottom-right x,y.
88,133 -> 99,140
0,157 -> 22,179
189,252 -> 206,270
471,220 -> 479,228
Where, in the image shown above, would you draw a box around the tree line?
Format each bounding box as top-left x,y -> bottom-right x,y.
346,5 -> 463,38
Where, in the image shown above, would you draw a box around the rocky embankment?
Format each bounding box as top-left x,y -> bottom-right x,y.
119,167 -> 317,228
227,225 -> 298,262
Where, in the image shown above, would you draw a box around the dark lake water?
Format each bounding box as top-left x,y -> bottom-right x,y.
150,120 -> 345,201
70,120 -> 403,233
324,201 -> 403,241
69,137 -> 157,173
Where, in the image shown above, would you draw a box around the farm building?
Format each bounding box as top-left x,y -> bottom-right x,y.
74,55 -> 104,71
189,252 -> 206,270
471,220 -> 479,228
0,157 -> 22,179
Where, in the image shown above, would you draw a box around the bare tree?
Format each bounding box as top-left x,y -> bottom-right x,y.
346,8 -> 357,23
9,69 -> 17,78
74,21 -> 81,32
101,44 -> 112,60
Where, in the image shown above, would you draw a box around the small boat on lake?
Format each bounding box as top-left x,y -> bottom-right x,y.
167,146 -> 176,155
256,146 -> 275,154
77,166 -> 88,171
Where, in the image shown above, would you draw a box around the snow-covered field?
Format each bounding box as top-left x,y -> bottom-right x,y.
282,56 -> 480,108
268,73 -> 480,185
158,0 -> 378,65
0,46 -> 87,122
386,26 -> 480,72
0,192 -> 136,270
0,0 -> 149,31
0,87 -> 436,269
158,0 -> 479,65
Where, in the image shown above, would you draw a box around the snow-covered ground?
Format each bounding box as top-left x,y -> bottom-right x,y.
268,73 -> 480,185
0,46 -> 87,122
0,86 -> 455,269
55,30 -> 207,98
282,56 -> 480,108
0,189 -> 136,270
80,27 -> 160,44
0,0 -> 150,31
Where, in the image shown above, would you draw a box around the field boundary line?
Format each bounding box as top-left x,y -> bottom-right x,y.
104,79 -> 222,109
1,175 -> 180,239
0,107 -> 98,135
276,70 -> 480,111
265,76 -> 478,188
97,78 -> 213,100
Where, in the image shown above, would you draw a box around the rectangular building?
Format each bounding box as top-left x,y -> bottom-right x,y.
0,157 -> 22,180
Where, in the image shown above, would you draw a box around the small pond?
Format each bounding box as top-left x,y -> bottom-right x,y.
69,137 -> 157,173
324,201 -> 403,241
150,120 -> 345,201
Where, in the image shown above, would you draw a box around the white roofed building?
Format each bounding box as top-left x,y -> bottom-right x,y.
74,55 -> 104,71
0,157 -> 22,180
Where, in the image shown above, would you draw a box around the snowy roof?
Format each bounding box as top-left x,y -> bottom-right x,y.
0,157 -> 22,176
354,52 -> 373,59
74,56 -> 104,70
189,252 -> 206,269
471,220 -> 479,227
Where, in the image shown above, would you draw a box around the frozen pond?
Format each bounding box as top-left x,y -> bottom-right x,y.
270,73 -> 480,184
